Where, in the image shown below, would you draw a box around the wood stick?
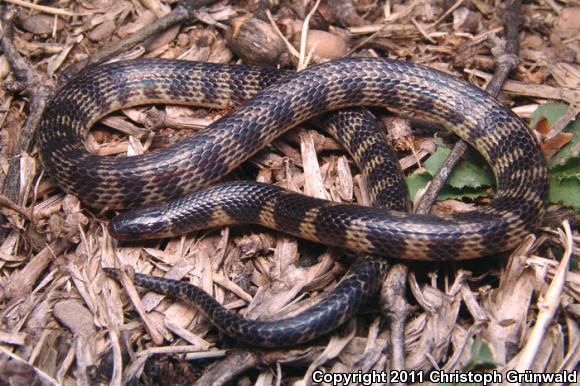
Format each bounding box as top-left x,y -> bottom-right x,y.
415,0 -> 523,215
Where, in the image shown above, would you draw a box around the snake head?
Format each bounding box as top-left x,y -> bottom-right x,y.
108,207 -> 173,240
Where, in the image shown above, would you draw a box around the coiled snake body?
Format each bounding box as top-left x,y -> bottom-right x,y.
39,58 -> 548,346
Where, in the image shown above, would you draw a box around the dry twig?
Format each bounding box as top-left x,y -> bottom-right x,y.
3,0 -> 80,17
415,0 -> 523,214
379,264 -> 409,381
0,7 -> 53,239
87,0 -> 221,67
511,221 -> 573,376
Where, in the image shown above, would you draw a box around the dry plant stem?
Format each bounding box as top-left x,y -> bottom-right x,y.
33,0 -> 220,77
415,0 -> 522,215
0,8 -> 52,236
139,345 -> 225,356
430,0 -> 465,27
0,346 -> 59,385
0,193 -> 30,219
302,322 -> 357,383
548,105 -> 579,140
195,350 -> 260,386
195,351 -> 261,386
88,0 -> 219,66
379,264 -> 409,381
466,69 -> 578,103
116,266 -> 165,345
345,0 -> 424,56
511,221 -> 573,378
3,0 -> 78,16
265,10 -> 300,59
346,27 -> 385,56
442,322 -> 485,371
414,141 -> 468,215
297,0 -> 322,70
195,348 -> 323,386
1,239 -> 70,302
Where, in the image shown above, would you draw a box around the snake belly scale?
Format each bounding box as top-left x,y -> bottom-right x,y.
39,58 -> 549,346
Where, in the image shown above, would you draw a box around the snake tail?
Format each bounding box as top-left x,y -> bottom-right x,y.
103,257 -> 385,347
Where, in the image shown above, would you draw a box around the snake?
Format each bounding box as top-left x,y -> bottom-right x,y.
38,58 -> 549,347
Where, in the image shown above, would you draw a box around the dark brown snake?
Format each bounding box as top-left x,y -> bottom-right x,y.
38,58 -> 549,347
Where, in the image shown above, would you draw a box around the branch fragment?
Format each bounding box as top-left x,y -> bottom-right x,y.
415,0 -> 522,214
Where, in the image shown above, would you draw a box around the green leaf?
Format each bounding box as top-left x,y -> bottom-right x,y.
530,103 -> 570,127
551,157 -> 580,179
549,176 -> 580,211
463,339 -> 497,371
406,169 -> 432,200
406,139 -> 494,201
530,103 -> 580,209
530,103 -> 580,168
423,140 -> 494,189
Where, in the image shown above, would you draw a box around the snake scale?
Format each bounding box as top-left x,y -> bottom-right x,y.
39,58 -> 549,346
